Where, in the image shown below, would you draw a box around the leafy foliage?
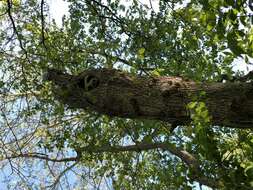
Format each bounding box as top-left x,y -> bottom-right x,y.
0,0 -> 253,189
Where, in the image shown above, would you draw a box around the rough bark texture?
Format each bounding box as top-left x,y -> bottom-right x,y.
44,68 -> 253,128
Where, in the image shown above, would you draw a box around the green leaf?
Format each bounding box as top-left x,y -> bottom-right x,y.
0,81 -> 4,88
137,47 -> 145,60
119,4 -> 125,11
187,101 -> 197,109
227,32 -> 245,56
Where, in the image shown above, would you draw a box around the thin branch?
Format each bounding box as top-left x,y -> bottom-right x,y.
6,0 -> 30,87
149,0 -> 154,11
78,142 -> 221,188
40,0 -> 47,49
0,10 -> 7,17
0,91 -> 40,98
87,0 -> 122,23
85,0 -> 134,37
47,162 -> 78,190
0,109 -> 23,153
87,142 -> 199,168
6,0 -> 26,52
4,152 -> 78,162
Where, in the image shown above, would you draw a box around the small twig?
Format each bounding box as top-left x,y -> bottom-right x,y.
0,10 -> 7,17
88,0 -> 122,23
5,152 -> 78,162
6,0 -> 26,52
47,162 -> 78,190
40,0 -> 47,49
6,0 -> 30,88
149,0 -> 154,11
0,109 -> 23,153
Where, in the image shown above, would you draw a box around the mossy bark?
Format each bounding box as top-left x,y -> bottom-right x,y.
45,68 -> 253,128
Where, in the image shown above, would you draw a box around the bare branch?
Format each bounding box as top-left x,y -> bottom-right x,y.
47,162 -> 78,189
0,109 -> 23,153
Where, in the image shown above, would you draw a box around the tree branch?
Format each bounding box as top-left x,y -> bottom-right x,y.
47,162 -> 78,189
87,0 -> 122,24
6,0 -> 26,52
78,142 -> 222,188
40,0 -> 47,49
4,152 -> 78,162
3,142 -> 221,188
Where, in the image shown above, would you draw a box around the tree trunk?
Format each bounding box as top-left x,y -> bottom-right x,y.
44,68 -> 253,128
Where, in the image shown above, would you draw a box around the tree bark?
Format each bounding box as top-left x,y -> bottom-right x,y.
44,68 -> 253,128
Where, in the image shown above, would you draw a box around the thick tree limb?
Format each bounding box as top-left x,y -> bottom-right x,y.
44,68 -> 253,128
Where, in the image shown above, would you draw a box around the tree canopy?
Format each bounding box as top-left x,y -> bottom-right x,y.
0,0 -> 253,189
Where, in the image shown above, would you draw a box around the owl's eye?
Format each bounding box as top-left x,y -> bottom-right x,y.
86,76 -> 99,91
77,75 -> 99,91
